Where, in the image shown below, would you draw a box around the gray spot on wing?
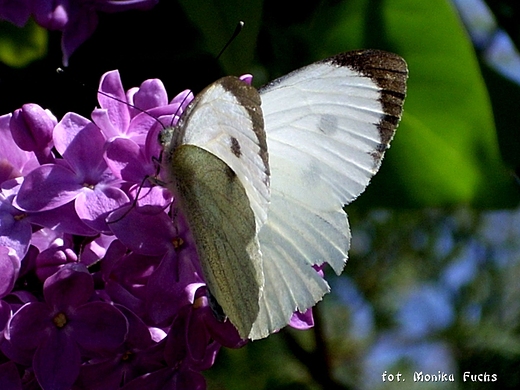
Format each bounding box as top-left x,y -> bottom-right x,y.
259,50 -> 407,167
302,160 -> 322,188
230,136 -> 241,158
319,114 -> 339,136
220,77 -> 270,178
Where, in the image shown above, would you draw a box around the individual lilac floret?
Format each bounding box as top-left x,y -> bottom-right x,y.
14,112 -> 129,233
239,74 -> 254,85
37,0 -> 160,65
0,188 -> 31,262
74,306 -> 164,389
3,264 -> 128,390
287,265 -> 326,330
121,288 -> 243,390
0,114 -> 40,184
0,246 -> 20,299
2,177 -> 99,238
289,309 -> 314,330
10,104 -> 56,165
96,70 -> 193,185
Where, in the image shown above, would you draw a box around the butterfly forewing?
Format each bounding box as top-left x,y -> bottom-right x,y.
170,76 -> 270,232
249,50 -> 408,339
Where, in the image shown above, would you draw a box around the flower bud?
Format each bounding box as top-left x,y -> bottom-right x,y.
10,104 -> 56,152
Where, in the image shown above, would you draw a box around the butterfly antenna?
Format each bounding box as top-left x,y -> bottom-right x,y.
215,20 -> 244,60
107,174 -> 157,224
164,21 -> 244,129
168,90 -> 193,128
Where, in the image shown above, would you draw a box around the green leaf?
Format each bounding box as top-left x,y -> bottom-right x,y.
0,18 -> 47,68
315,0 -> 518,208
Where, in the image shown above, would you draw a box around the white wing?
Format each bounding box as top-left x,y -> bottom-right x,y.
250,50 -> 407,339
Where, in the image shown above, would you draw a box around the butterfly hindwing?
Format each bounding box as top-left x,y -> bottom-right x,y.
250,50 -> 408,339
169,145 -> 263,338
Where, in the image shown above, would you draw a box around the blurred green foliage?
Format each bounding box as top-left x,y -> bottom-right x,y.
1,0 -> 520,388
0,18 -> 47,67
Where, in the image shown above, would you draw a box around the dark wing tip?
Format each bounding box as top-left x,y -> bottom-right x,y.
327,50 -> 408,162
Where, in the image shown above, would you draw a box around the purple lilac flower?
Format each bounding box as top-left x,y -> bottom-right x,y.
0,114 -> 40,184
10,104 -> 56,165
3,264 -> 128,390
14,111 -> 132,233
73,305 -> 165,390
0,361 -> 22,390
0,0 -> 159,65
0,0 -> 32,27
0,69 -> 318,389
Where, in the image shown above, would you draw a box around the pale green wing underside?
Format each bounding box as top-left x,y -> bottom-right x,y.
169,145 -> 263,339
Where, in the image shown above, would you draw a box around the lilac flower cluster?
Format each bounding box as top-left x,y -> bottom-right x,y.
0,0 -> 158,65
0,70 -> 309,389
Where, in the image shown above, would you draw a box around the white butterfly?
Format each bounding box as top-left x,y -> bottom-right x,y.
161,49 -> 408,340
